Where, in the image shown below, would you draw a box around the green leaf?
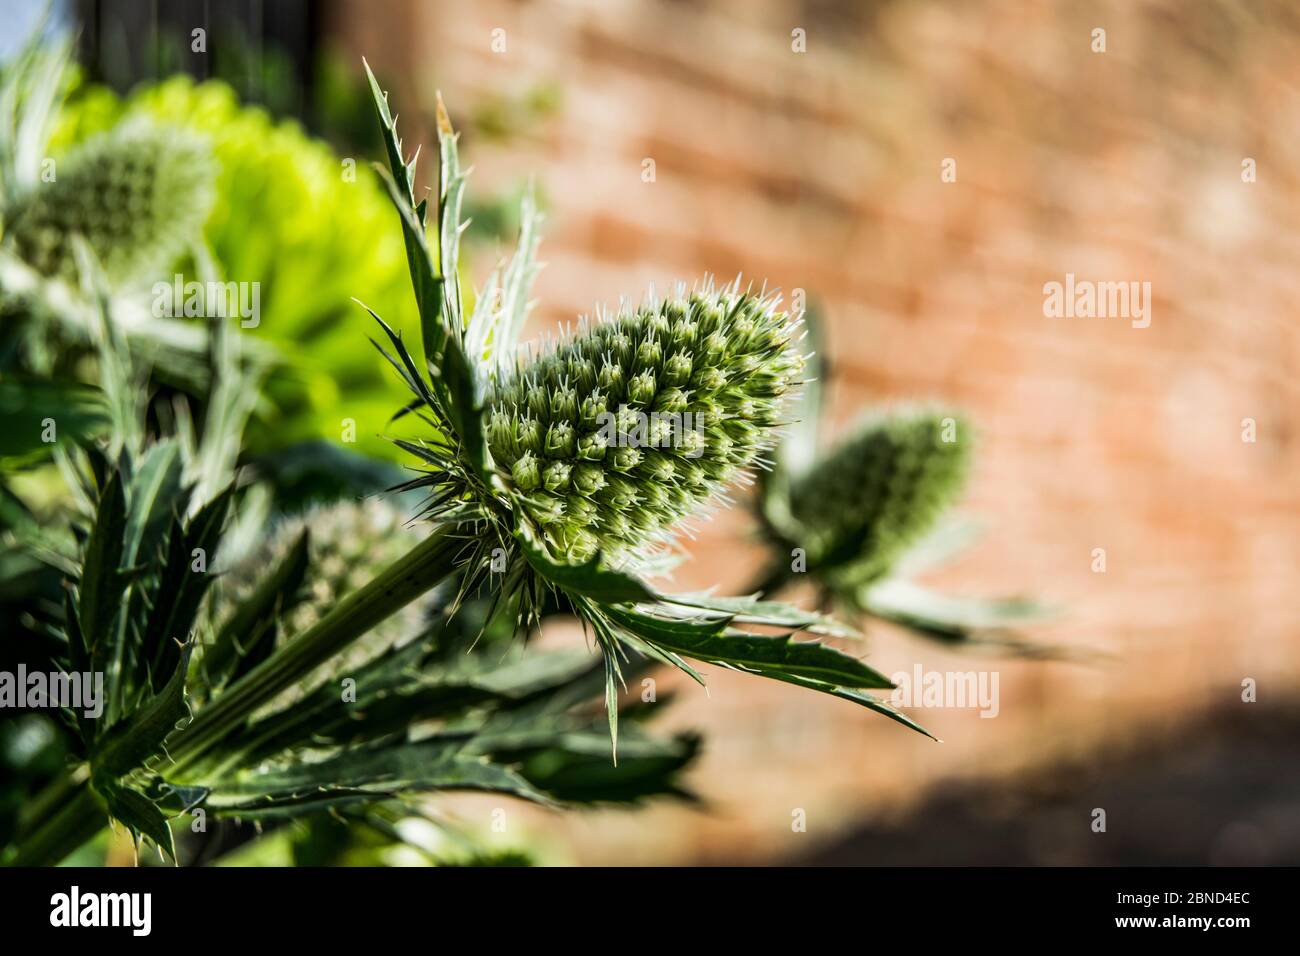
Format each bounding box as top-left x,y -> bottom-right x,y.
434,92 -> 466,335
442,334 -> 490,481
0,378 -> 108,460
361,59 -> 416,200
773,674 -> 937,740
122,439 -> 185,566
363,59 -> 448,371
516,523 -> 656,604
604,605 -> 892,689
100,785 -> 176,860
660,591 -> 857,638
77,470 -> 128,656
512,731 -> 700,805
372,168 -> 448,370
140,487 -> 232,686
200,742 -> 553,818
92,639 -> 193,781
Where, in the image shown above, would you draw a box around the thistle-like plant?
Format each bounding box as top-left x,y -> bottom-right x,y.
6,65 -> 928,867
758,407 -> 972,593
3,121 -> 214,286
753,316 -> 1048,650
51,73 -> 422,460
0,30 -> 218,387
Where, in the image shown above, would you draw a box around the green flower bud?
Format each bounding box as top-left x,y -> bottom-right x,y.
565,495 -> 598,527
610,446 -> 642,473
545,422 -> 576,458
550,385 -> 578,422
580,390 -> 608,429
577,432 -> 608,461
786,411 -> 971,584
653,387 -> 688,413
486,286 -> 804,559
628,370 -> 656,406
542,461 -> 572,493
6,121 -> 215,285
663,352 -> 693,386
598,360 -> 624,393
522,492 -> 565,525
517,418 -> 543,455
512,452 -> 541,491
572,461 -> 607,496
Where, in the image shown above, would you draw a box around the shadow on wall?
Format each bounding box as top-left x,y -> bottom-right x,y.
783,698 -> 1300,866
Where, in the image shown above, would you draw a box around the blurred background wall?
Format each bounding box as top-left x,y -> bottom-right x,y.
43,0 -> 1300,863
311,0 -> 1300,864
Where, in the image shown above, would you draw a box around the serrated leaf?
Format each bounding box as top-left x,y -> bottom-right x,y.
659,591 -> 856,638
92,639 -> 193,781
442,334 -> 490,481
362,58 -> 416,203
604,605 -> 892,689
78,472 -> 128,719
363,59 -> 449,374
140,486 -> 232,685
371,168 -> 448,371
774,673 -> 937,740
201,742 -> 553,818
122,439 -> 185,566
100,785 -> 176,860
435,91 -> 466,336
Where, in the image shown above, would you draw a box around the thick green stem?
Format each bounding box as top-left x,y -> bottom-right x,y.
9,526 -> 464,866
10,786 -> 104,867
168,525 -> 462,774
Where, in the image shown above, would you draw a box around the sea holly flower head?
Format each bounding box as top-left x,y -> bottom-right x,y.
485,286 -> 805,564
5,120 -> 214,285
784,409 -> 972,587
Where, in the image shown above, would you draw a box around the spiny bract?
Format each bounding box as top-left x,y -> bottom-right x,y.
787,410 -> 970,584
486,287 -> 804,563
5,120 -> 214,284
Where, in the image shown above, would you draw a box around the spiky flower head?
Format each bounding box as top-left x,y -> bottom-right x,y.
4,120 -> 214,284
783,410 -> 971,586
483,285 -> 804,564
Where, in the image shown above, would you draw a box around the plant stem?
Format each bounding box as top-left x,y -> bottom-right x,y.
10,786 -> 104,867
9,526 -> 465,866
169,525 -> 462,774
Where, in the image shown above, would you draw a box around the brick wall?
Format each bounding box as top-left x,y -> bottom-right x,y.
328,0 -> 1300,863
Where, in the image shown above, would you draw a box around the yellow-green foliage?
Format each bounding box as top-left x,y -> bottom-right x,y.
54,77 -> 422,460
